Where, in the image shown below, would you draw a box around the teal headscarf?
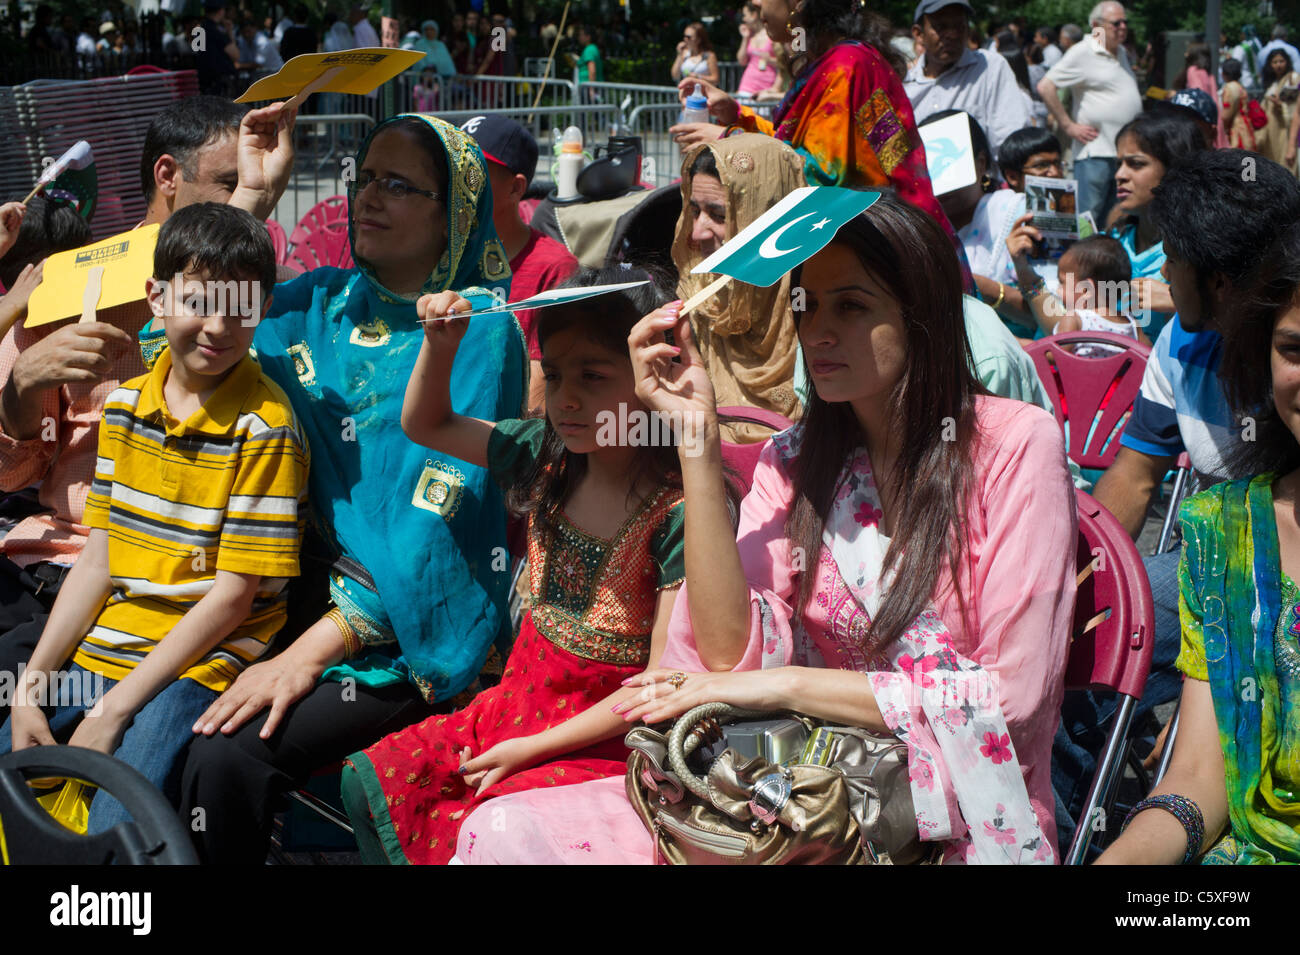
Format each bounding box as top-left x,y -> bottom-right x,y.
250,115 -> 523,702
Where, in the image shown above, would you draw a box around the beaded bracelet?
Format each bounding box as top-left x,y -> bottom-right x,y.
1122,794 -> 1205,865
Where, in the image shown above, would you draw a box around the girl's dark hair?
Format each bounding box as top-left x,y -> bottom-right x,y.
795,0 -> 905,77
1000,45 -> 1034,94
787,194 -> 987,657
1263,47 -> 1294,84
505,267 -> 684,529
1115,110 -> 1207,172
1220,221 -> 1300,478
1221,56 -> 1243,82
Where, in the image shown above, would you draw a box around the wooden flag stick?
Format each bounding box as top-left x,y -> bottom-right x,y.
529,0 -> 571,119
285,65 -> 347,112
79,267 -> 104,325
20,183 -> 43,205
678,274 -> 730,318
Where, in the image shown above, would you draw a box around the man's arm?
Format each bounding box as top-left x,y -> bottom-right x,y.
1092,445 -> 1177,539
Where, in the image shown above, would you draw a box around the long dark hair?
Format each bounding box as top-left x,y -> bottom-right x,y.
794,0 -> 906,77
1263,47 -> 1295,86
504,267 -> 683,532
1220,221 -> 1300,479
787,195 -> 987,657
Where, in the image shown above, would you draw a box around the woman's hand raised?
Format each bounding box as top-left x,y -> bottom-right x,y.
676,76 -> 740,126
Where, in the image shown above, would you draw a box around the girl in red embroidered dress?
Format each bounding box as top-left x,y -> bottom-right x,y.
340,270 -> 696,864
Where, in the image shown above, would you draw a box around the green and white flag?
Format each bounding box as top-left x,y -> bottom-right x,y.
32,141 -> 97,220
419,279 -> 650,322
691,186 -> 881,287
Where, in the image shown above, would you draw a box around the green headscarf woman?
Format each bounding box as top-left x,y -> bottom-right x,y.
176,114 -> 527,864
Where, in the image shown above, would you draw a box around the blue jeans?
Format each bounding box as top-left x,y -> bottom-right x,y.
1073,156 -> 1118,227
1052,548 -> 1183,855
0,662 -> 216,834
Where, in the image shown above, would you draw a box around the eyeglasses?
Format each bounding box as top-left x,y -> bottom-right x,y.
1023,158 -> 1064,174
353,170 -> 441,202
1103,18 -> 1127,27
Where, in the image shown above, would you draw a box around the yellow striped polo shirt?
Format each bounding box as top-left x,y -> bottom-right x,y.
75,346 -> 310,692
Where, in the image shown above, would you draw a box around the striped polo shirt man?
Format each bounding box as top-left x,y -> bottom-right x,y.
74,347 -> 310,692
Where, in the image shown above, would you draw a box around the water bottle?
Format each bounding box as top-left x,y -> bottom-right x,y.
680,83 -> 710,126
555,126 -> 585,200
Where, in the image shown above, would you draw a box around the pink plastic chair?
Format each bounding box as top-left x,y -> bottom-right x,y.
288,195 -> 349,249
717,406 -> 794,497
1024,331 -> 1151,470
1063,488 -> 1155,864
265,219 -> 289,266
285,222 -> 354,273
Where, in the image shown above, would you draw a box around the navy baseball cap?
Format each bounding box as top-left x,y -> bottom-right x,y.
1167,88 -> 1217,127
460,114 -> 539,186
913,0 -> 973,25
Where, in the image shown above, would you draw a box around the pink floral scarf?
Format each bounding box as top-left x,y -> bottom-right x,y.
766,433 -> 1052,864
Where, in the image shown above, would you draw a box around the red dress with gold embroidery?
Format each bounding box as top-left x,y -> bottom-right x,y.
343,419 -> 684,864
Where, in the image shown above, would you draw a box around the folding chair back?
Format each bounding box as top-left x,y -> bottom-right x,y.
285,222 -> 354,273
288,195 -> 349,249
1024,331 -> 1151,470
265,218 -> 289,266
717,406 -> 794,497
1063,489 -> 1155,864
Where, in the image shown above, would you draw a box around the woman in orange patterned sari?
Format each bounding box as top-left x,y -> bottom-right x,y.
671,0 -> 959,257
339,272 -> 697,864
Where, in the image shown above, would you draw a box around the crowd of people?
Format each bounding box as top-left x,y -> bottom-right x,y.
0,0 -> 1297,868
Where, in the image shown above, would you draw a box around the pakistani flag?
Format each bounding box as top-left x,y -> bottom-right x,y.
36,141 -> 97,220
691,187 -> 880,287
420,279 -> 651,322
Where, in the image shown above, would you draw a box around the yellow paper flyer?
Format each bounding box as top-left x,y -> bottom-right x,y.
236,48 -> 424,103
25,224 -> 159,328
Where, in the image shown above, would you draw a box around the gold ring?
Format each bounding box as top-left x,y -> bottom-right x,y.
667,672 -> 687,690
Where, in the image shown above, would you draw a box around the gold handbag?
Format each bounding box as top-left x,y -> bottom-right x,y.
625,701 -> 935,865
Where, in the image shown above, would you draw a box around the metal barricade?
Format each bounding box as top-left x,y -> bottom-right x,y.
578,80 -> 685,114
717,61 -> 744,91
626,102 -> 689,187
272,113 -> 375,236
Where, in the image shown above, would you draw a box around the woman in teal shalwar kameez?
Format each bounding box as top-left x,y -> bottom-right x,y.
174,114 -> 528,864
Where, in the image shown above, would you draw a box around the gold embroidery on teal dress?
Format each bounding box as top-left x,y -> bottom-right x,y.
287,343 -> 316,386
412,459 -> 465,519
349,316 -> 392,347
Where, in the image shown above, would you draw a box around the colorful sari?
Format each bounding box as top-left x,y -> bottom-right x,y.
142,115 -> 528,704
1177,475 -> 1300,864
733,40 -> 961,256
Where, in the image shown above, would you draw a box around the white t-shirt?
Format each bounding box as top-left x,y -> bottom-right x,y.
353,18 -> 380,48
1043,35 -> 1142,161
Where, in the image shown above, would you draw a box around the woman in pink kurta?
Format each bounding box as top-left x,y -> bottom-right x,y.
454,194 -> 1077,865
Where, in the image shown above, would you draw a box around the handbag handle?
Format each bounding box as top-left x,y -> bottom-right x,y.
666,701 -> 769,799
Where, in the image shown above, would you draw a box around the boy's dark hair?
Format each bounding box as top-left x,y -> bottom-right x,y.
1151,149 -> 1300,290
153,201 -> 276,292
506,267 -> 685,532
0,194 -> 91,289
139,96 -> 246,201
1061,235 -> 1131,289
997,126 -> 1060,178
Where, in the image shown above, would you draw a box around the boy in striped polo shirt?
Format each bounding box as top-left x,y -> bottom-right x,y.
3,203 -> 309,833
